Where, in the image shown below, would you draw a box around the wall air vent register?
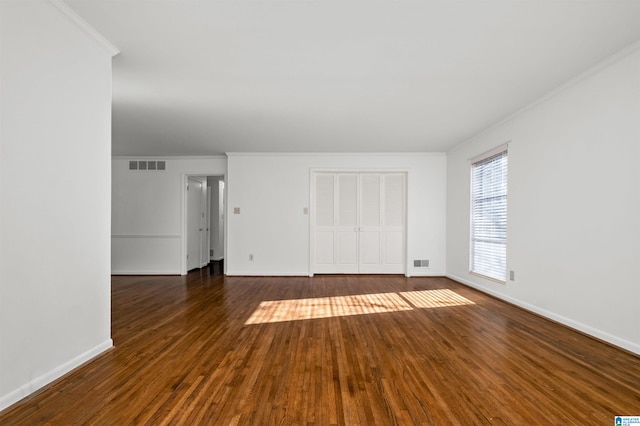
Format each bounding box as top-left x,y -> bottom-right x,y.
129,160 -> 166,171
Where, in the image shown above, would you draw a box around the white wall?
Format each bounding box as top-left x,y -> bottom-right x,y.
226,153 -> 447,276
447,45 -> 640,354
0,0 -> 117,410
112,157 -> 226,274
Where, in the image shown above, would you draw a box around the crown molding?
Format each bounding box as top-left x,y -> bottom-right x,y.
450,38 -> 640,154
112,155 -> 228,160
50,0 -> 119,57
225,152 -> 446,158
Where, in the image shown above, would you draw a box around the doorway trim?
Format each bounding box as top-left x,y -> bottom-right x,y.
180,172 -> 227,275
309,168 -> 410,277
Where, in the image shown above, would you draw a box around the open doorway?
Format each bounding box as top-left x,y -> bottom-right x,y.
183,174 -> 225,275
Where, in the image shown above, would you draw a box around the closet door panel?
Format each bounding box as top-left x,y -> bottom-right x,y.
359,174 -> 382,272
384,174 -> 404,227
337,231 -> 358,266
315,231 -> 334,265
360,175 -> 381,227
337,174 -> 357,227
383,231 -> 404,266
334,174 -> 359,272
313,174 -> 336,272
381,174 -> 405,272
315,174 -> 335,226
359,231 -> 382,273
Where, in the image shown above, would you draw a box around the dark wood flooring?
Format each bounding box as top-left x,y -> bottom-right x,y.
1,271 -> 639,424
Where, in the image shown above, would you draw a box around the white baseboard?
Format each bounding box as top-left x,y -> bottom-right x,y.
0,339 -> 113,412
447,274 -> 640,356
225,271 -> 311,277
226,271 -> 446,278
409,270 -> 446,277
111,270 -> 181,275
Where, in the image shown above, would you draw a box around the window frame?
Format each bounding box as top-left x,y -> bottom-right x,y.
469,144 -> 509,283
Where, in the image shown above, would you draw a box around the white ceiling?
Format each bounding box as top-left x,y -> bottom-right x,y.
66,0 -> 640,156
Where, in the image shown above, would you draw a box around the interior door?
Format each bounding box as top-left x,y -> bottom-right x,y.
187,177 -> 203,271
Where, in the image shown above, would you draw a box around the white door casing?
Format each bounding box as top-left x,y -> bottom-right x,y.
217,180 -> 225,260
180,173 -> 227,276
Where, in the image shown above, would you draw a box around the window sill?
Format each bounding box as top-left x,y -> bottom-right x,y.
470,272 -> 506,285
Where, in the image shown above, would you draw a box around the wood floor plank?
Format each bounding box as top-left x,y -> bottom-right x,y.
1,271 -> 639,424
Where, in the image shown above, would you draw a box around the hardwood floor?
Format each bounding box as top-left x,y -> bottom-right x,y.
1,271 -> 639,425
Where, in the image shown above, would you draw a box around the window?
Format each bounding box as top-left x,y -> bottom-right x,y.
470,146 -> 508,282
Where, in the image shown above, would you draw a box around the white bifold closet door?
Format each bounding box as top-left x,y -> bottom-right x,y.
313,172 -> 405,274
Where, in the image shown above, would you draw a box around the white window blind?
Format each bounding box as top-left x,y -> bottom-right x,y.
470,148 -> 508,282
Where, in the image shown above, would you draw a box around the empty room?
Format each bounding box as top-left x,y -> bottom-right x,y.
1,0 -> 639,424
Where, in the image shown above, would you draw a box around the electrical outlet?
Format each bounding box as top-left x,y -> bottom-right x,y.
249,254 -> 254,261
509,270 -> 515,281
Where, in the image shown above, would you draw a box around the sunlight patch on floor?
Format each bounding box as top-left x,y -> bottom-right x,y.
245,289 -> 475,325
400,289 -> 475,309
245,292 -> 412,325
